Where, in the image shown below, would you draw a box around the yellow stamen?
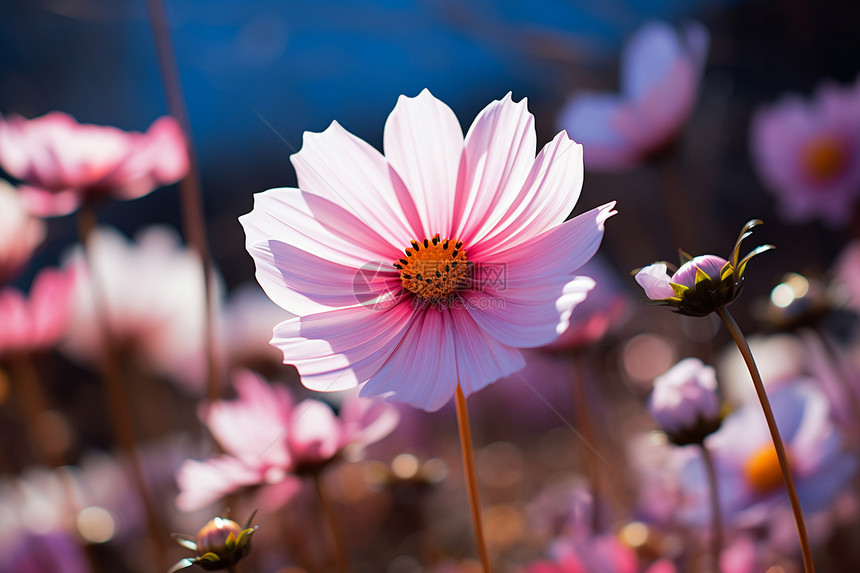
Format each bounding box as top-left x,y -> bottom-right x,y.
743,443 -> 791,494
394,234 -> 469,301
802,135 -> 846,182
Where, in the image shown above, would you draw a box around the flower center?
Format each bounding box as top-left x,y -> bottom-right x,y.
395,234 -> 468,301
802,136 -> 847,182
743,443 -> 790,494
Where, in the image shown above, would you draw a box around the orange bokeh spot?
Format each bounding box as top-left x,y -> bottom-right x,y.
802,136 -> 846,182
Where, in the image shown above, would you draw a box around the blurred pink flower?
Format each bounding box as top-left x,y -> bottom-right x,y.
557,21 -> 708,170
240,89 -> 616,411
176,370 -> 399,511
0,267 -> 75,356
750,77 -> 860,226
0,111 -> 188,216
0,180 -> 45,285
60,225 -> 210,392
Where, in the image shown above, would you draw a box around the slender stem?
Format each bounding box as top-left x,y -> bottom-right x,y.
312,471 -> 350,573
455,383 -> 492,572
571,354 -> 603,532
281,510 -> 321,573
698,443 -> 723,573
145,0 -> 220,402
76,206 -> 167,572
716,308 -> 815,573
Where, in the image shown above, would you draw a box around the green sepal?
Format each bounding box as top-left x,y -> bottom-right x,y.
243,509 -> 259,529
694,266 -> 711,283
737,244 -> 775,276
670,282 -> 689,298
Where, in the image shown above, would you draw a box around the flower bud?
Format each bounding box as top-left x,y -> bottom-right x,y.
197,517 -> 242,555
649,358 -> 721,445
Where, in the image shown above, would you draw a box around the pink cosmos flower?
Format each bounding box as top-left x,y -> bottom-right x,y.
60,225 -> 210,392
557,21 -> 708,170
0,180 -> 45,285
0,267 -> 75,356
750,77 -> 860,227
240,90 -> 616,412
175,369 -> 399,511
0,111 -> 188,216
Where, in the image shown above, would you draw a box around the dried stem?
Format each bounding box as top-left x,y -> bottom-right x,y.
455,383 -> 492,572
698,442 -> 723,573
312,471 -> 350,573
716,307 -> 815,573
76,205 -> 167,572
145,0 -> 220,402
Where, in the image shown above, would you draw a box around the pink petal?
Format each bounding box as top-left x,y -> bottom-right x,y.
614,60 -> 697,150
29,267 -> 75,349
468,131 -> 583,257
175,456 -> 263,512
272,300 -> 415,392
254,475 -> 303,510
17,185 -> 82,217
360,308 -> 459,412
248,239 -> 402,314
448,308 -> 526,395
202,370 -> 293,467
621,20 -> 685,100
107,115 -> 189,200
0,289 -> 27,353
288,399 -> 344,464
339,392 -> 400,448
635,263 -> 675,300
241,188 -> 403,313
453,93 -> 537,245
291,120 -> 420,247
463,275 -> 595,348
461,203 -> 615,348
384,89 -> 464,238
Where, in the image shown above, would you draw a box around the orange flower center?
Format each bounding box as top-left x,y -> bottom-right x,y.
802,136 -> 846,182
395,234 -> 469,300
743,443 -> 791,494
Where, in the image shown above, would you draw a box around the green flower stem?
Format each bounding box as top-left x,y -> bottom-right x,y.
312,470 -> 350,573
698,442 -> 723,573
716,307 -> 815,573
77,206 -> 167,572
145,0 -> 220,403
455,383 -> 493,572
